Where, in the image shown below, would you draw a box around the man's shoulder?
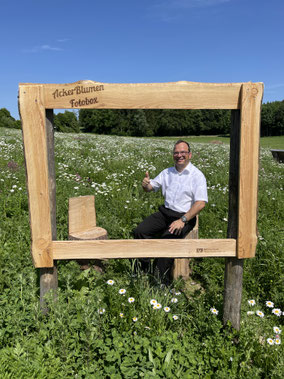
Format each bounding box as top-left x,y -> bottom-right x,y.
190,163 -> 206,179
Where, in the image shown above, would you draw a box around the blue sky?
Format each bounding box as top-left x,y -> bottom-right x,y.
1,0 -> 284,119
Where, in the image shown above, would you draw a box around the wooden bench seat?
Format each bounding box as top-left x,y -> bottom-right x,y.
68,195 -> 107,241
68,195 -> 108,269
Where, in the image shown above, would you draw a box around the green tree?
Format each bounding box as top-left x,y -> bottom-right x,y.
54,111 -> 80,133
0,108 -> 21,129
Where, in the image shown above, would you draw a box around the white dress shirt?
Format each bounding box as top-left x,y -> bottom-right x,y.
150,162 -> 208,213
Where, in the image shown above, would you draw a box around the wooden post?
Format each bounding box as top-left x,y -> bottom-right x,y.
223,110 -> 244,330
40,109 -> 58,312
172,216 -> 199,280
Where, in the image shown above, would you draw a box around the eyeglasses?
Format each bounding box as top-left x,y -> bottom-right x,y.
173,151 -> 190,156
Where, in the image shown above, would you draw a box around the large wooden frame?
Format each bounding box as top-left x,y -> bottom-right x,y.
19,81 -> 263,268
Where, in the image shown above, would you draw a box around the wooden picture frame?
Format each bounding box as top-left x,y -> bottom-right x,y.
18,81 -> 263,268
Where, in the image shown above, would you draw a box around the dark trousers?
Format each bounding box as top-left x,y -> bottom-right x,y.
133,205 -> 196,284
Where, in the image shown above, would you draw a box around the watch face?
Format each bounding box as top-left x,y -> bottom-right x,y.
182,216 -> 187,222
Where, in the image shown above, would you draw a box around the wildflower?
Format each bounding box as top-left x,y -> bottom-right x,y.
171,298 -> 178,303
74,186 -> 79,190
150,299 -> 157,305
10,189 -> 14,193
274,338 -> 281,345
247,311 -> 254,315
119,313 -> 124,318
132,317 -> 138,322
119,289 -> 126,295
256,310 -> 264,318
107,279 -> 115,285
164,307 -> 171,312
266,301 -> 274,308
273,327 -> 282,334
272,308 -> 281,317
173,315 -> 179,320
210,308 -> 219,315
98,308 -> 105,314
128,297 -> 135,303
267,338 -> 274,345
145,326 -> 151,330
153,303 -> 162,310
175,291 -> 181,296
248,299 -> 256,306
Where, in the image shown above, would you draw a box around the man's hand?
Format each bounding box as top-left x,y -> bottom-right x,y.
168,219 -> 185,235
142,171 -> 153,192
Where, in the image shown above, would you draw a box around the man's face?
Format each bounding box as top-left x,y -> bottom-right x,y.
173,142 -> 192,169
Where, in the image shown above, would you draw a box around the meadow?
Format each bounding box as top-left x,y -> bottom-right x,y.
0,128 -> 283,378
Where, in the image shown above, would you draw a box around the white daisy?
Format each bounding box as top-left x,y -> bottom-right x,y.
273,326 -> 282,334
210,308 -> 219,315
256,310 -> 264,318
272,308 -> 282,317
248,299 -> 256,306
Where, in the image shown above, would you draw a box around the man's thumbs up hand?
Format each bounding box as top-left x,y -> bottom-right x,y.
142,171 -> 152,191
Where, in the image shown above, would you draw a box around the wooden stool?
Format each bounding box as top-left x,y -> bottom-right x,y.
172,216 -> 199,280
68,195 -> 108,270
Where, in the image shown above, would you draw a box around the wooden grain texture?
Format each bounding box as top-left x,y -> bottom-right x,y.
172,216 -> 199,280
223,110 -> 244,330
19,85 -> 53,267
238,83 -> 263,258
19,81 -> 247,110
69,195 -> 97,234
52,239 -> 236,260
40,109 -> 58,313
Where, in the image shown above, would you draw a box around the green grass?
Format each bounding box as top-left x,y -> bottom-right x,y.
0,128 -> 283,378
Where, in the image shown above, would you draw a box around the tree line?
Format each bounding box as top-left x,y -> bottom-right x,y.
1,100 -> 283,136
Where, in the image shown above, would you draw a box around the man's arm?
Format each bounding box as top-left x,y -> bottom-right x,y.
142,171 -> 153,192
168,201 -> 206,235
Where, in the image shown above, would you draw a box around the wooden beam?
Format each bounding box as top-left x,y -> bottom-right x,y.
223,110 -> 244,331
19,85 -> 53,267
52,239 -> 236,260
19,81 -> 247,110
40,109 -> 58,313
237,83 -> 263,258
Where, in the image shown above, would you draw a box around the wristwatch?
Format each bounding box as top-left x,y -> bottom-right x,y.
181,215 -> 187,223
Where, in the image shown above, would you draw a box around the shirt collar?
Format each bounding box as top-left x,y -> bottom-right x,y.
173,162 -> 192,174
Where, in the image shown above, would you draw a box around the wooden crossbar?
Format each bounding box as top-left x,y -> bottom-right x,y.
52,239 -> 236,260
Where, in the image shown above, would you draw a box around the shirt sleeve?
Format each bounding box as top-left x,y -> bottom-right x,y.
192,174 -> 208,203
150,170 -> 164,192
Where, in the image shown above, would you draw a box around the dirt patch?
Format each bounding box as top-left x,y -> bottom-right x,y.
210,140 -> 223,144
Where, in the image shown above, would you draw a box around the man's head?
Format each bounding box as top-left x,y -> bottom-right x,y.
173,140 -> 192,171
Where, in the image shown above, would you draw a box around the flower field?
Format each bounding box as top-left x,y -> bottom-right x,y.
0,128 -> 283,377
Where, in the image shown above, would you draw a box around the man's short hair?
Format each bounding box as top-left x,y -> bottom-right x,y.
173,140 -> 191,152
